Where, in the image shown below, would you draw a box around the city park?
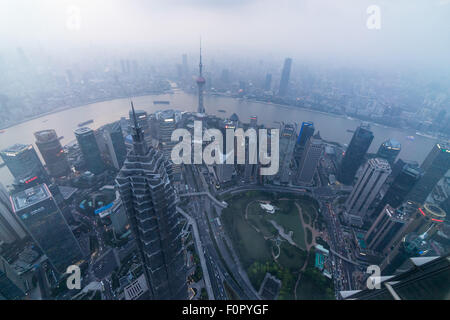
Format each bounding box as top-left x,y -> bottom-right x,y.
221,190 -> 334,299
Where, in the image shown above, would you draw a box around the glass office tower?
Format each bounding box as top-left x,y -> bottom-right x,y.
34,129 -> 70,178
278,57 -> 292,96
376,139 -> 401,165
0,144 -> 48,187
116,103 -> 187,300
11,184 -> 83,274
339,124 -> 374,185
408,143 -> 450,204
0,256 -> 27,300
74,127 -> 105,174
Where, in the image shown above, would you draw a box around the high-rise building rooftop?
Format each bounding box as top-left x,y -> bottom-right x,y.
10,184 -> 49,212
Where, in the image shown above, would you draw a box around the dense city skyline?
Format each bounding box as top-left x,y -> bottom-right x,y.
0,0 -> 448,306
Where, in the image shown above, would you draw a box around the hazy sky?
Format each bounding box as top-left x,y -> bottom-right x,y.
1,0 -> 449,69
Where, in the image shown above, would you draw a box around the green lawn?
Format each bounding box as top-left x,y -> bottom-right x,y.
245,198 -> 307,250
246,202 -> 278,238
302,212 -> 311,225
221,191 -> 324,299
277,241 -> 307,271
298,201 -> 318,221
222,195 -> 273,268
270,202 -> 306,250
306,228 -> 313,245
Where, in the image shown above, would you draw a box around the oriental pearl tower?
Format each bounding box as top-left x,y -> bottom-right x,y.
196,40 -> 206,114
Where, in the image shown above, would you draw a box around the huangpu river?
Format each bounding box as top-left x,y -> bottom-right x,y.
0,91 -> 438,186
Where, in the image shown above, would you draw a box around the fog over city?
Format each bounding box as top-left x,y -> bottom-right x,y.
1,0 -> 449,69
0,0 -> 449,304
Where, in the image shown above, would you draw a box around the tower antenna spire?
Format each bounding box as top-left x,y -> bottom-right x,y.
130,100 -> 146,153
131,100 -> 139,129
199,37 -> 203,76
196,38 -> 206,113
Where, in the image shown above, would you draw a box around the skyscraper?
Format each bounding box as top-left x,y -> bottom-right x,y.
294,121 -> 315,161
407,203 -> 446,237
0,183 -> 26,243
365,204 -> 411,253
34,129 -> 70,178
278,58 -> 292,96
342,254 -> 450,300
295,132 -> 323,185
390,159 -> 419,181
109,200 -> 129,236
379,231 -> 434,275
158,110 -> 177,160
103,122 -> 127,170
296,121 -> 315,147
441,196 -> 450,218
345,158 -> 391,218
0,256 -> 27,300
339,124 -> 374,185
0,144 -> 47,186
115,102 -> 187,300
370,200 -> 419,258
196,42 -> 206,113
11,184 -> 83,273
244,159 -> 258,183
378,201 -> 445,274
216,151 -> 234,183
0,216 -> 16,244
158,110 -> 180,181
264,73 -> 272,91
128,109 -> 149,136
425,170 -> 449,205
375,162 -> 422,214
376,139 -> 401,165
250,116 -> 258,128
74,127 -> 105,174
278,123 -> 297,184
242,116 -> 259,183
407,143 -> 450,204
